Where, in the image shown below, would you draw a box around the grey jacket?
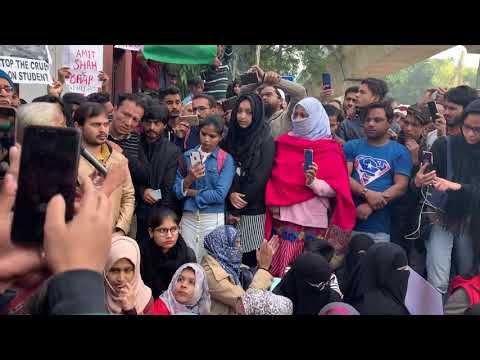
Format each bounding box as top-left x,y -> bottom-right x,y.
240,78 -> 307,139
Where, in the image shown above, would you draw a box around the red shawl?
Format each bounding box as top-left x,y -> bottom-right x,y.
450,275 -> 480,306
265,134 -> 356,253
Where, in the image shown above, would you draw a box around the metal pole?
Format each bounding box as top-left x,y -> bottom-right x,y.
256,45 -> 261,66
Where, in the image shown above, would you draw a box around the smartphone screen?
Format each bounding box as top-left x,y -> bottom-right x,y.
0,106 -> 16,181
222,96 -> 238,112
240,72 -> 258,86
422,151 -> 433,167
427,101 -> 438,120
11,126 -> 81,244
322,73 -> 332,89
304,149 -> 313,172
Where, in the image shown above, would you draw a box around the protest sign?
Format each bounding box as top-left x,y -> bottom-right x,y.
0,45 -> 52,85
114,45 -> 143,52
63,45 -> 103,95
405,266 -> 444,315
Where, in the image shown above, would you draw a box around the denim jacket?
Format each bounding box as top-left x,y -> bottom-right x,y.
174,146 -> 235,214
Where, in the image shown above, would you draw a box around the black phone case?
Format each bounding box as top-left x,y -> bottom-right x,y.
11,126 -> 81,244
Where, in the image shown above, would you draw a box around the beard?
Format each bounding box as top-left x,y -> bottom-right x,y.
264,102 -> 276,118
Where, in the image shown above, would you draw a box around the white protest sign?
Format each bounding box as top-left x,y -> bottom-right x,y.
114,45 -> 143,52
0,45 -> 52,84
63,45 -> 103,95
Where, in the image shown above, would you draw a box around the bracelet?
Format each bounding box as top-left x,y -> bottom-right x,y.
259,267 -> 270,272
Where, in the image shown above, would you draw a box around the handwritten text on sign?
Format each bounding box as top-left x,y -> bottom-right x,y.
63,45 -> 103,95
0,56 -> 51,84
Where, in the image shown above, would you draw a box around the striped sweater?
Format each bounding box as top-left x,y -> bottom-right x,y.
202,46 -> 233,101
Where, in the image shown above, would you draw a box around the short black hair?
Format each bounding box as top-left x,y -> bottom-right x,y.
32,95 -> 65,111
143,104 -> 169,125
365,101 -> 394,123
444,85 -> 478,108
192,93 -> 217,108
199,114 -> 225,135
148,206 -> 179,230
73,102 -> 107,126
345,86 -> 359,97
361,78 -> 389,101
62,92 -> 86,105
159,86 -> 182,101
187,77 -> 203,87
117,93 -> 147,110
86,92 -> 111,104
323,104 -> 345,123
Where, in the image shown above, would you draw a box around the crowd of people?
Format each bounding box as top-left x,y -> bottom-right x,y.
0,44 -> 480,315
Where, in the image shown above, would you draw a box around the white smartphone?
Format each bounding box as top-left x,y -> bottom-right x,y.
151,189 -> 162,201
190,151 -> 201,167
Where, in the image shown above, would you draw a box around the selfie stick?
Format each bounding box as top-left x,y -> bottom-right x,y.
80,146 -> 108,177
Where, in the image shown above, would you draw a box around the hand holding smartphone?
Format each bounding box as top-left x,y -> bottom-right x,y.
240,72 -> 258,86
322,73 -> 332,90
421,151 -> 433,167
427,101 -> 439,121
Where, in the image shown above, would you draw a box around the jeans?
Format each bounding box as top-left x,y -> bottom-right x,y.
351,231 -> 390,243
180,211 -> 225,263
425,224 -> 475,295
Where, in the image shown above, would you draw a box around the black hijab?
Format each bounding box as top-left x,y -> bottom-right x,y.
140,235 -> 196,299
223,93 -> 271,173
273,252 -> 335,315
345,243 -> 410,315
340,234 -> 375,295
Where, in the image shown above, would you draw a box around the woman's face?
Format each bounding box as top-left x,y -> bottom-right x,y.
106,258 -> 135,292
148,216 -> 179,253
234,84 -> 241,96
174,268 -> 196,304
200,124 -> 222,153
236,100 -> 253,128
293,105 -> 309,122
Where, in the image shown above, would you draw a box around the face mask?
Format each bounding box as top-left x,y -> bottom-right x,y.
292,116 -> 314,138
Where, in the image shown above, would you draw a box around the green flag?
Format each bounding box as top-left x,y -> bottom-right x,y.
143,45 -> 217,64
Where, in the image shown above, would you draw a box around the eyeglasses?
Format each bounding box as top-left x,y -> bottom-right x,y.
462,123 -> 480,136
0,85 -> 14,94
154,227 -> 179,236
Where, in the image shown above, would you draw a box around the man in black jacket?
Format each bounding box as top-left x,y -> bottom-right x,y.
136,103 -> 182,245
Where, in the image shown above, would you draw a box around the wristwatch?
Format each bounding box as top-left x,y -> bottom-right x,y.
361,187 -> 369,197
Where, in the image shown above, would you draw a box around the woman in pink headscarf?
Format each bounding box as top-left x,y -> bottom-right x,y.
104,236 -> 153,315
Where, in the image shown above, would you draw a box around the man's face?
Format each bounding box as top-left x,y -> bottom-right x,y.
443,100 -> 463,126
190,84 -> 204,97
142,120 -> 165,142
403,114 -> 424,142
164,94 -> 182,119
106,258 -> 135,293
364,108 -> 390,140
462,113 -> 480,145
260,86 -> 281,116
77,114 -> 109,146
343,91 -> 358,114
357,84 -> 379,108
0,78 -> 13,105
112,100 -> 144,136
192,97 -> 214,120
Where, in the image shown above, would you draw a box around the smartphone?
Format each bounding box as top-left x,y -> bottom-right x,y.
240,72 -> 258,86
222,96 -> 238,112
304,149 -> 313,172
421,151 -> 433,167
322,73 -> 332,90
427,101 -> 438,120
151,189 -> 162,201
0,106 -> 16,181
190,150 -> 202,167
11,126 -> 81,245
178,115 -> 199,127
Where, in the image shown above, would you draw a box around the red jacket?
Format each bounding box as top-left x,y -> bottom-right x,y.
150,298 -> 170,315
